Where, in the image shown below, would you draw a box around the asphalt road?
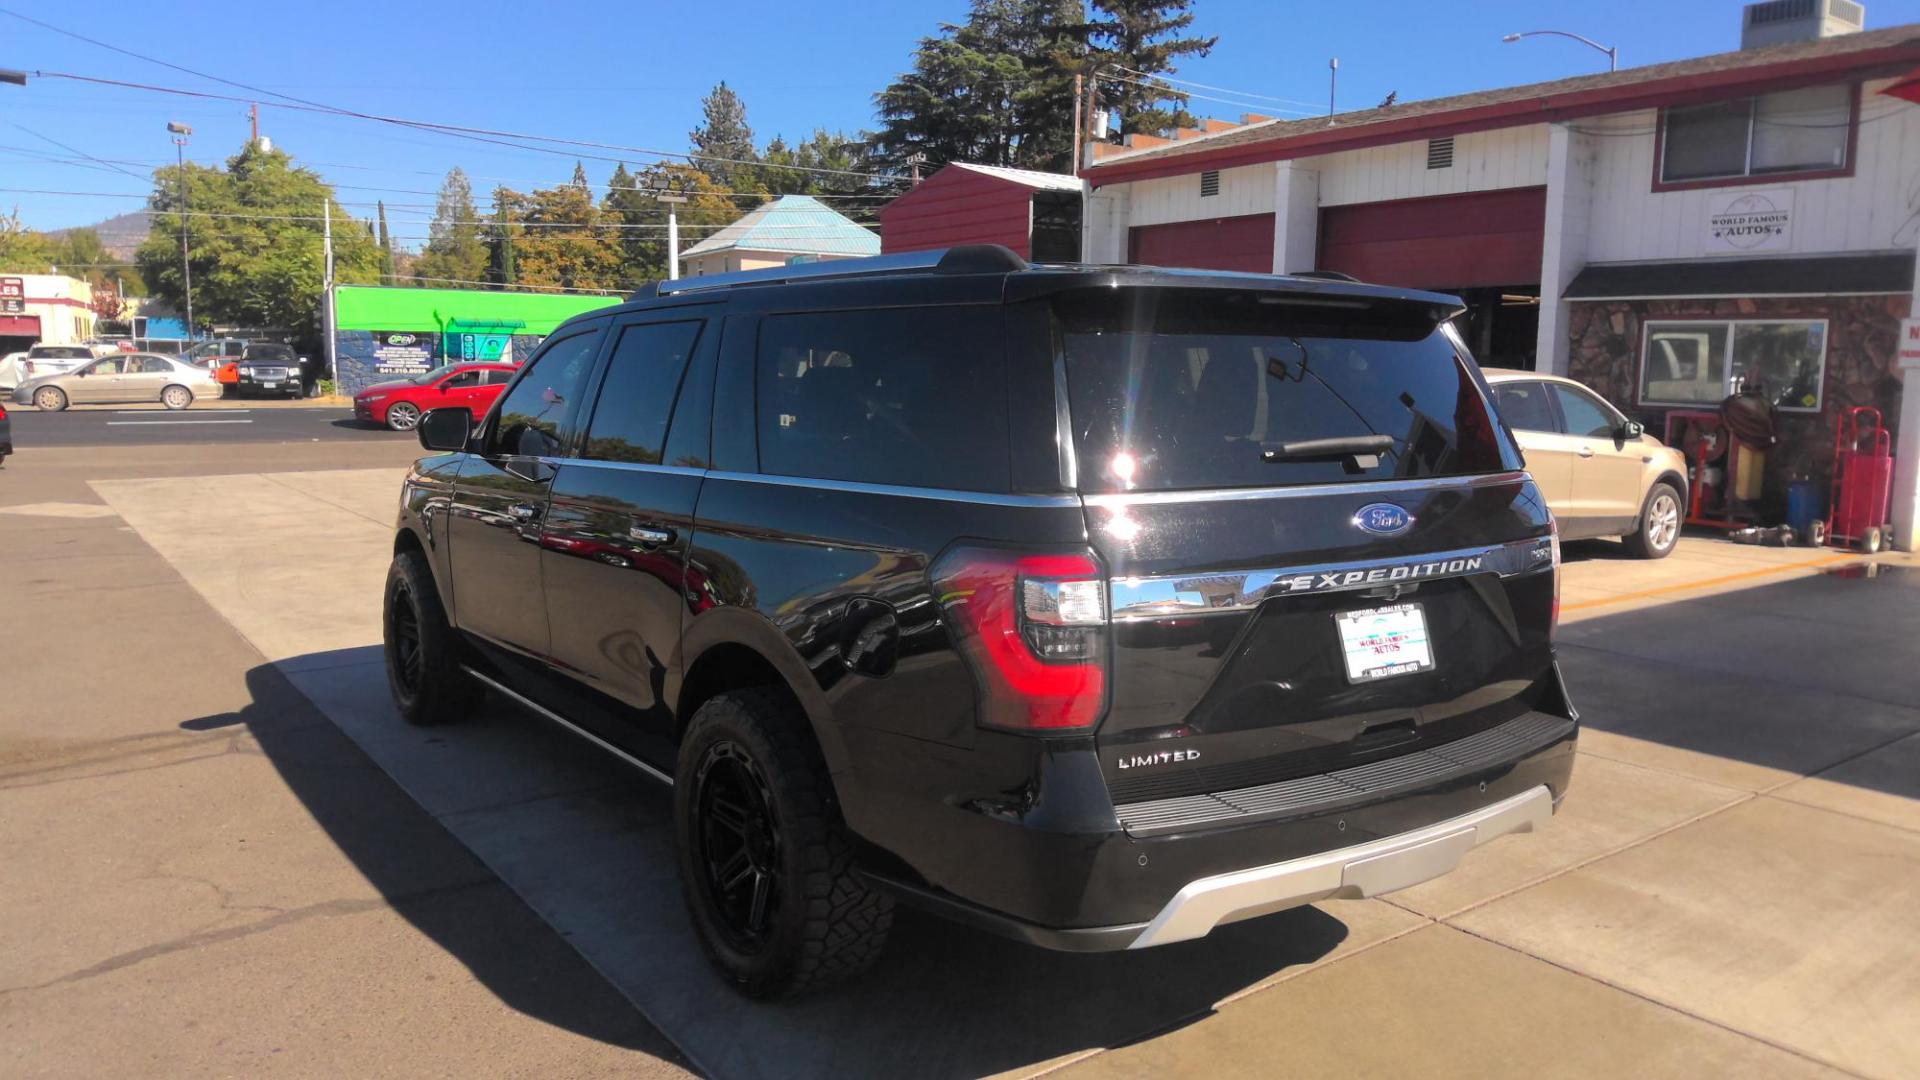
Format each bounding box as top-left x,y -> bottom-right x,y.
1,404 -> 412,448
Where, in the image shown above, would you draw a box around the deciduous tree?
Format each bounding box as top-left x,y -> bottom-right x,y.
0,206 -> 55,273
134,141 -> 379,332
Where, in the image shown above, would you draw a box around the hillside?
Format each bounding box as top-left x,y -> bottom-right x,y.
46,211 -> 151,261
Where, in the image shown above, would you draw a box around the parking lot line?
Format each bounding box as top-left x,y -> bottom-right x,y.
105,419 -> 256,426
113,409 -> 253,414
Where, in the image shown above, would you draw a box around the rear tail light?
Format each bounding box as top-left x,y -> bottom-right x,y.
1548,512 -> 1562,639
932,547 -> 1108,732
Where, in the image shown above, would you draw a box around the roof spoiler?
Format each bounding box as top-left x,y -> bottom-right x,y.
628,244 -> 1029,301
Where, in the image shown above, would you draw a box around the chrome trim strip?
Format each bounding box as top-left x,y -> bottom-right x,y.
1081,470 -> 1528,508
1127,785 -> 1553,949
703,470 -> 1082,508
463,667 -> 674,787
1109,535 -> 1554,621
554,459 -> 708,479
1052,354 -> 1079,490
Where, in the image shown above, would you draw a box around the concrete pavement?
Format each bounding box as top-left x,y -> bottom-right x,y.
8,450 -> 1919,1077
0,445 -> 688,1078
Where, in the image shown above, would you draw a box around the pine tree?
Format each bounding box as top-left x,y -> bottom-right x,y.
602,162 -> 661,283
872,0 -> 1087,173
1088,0 -> 1216,137
690,82 -> 757,188
413,167 -> 488,287
487,186 -> 521,286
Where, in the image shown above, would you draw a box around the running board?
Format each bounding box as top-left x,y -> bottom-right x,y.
462,665 -> 674,787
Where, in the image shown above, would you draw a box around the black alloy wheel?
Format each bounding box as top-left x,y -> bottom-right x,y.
691,739 -> 783,947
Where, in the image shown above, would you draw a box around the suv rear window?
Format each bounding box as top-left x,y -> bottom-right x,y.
755,307 -> 1010,492
1053,289 -> 1512,492
30,346 -> 90,359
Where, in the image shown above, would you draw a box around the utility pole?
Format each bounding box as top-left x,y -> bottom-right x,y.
1328,58 -> 1339,120
322,199 -> 338,392
249,103 -> 259,146
1072,72 -> 1084,173
167,122 -> 194,340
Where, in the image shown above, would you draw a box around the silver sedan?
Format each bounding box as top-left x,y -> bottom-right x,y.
11,353 -> 221,411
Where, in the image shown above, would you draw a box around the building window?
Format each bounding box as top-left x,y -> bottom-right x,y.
1199,170 -> 1220,197
1426,137 -> 1454,170
1658,84 -> 1852,187
1640,319 -> 1827,412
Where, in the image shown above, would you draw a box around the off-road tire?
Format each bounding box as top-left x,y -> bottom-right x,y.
383,548 -> 479,725
1625,482 -> 1682,559
675,688 -> 893,998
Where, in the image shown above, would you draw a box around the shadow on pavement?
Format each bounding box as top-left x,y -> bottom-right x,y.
212,647 -> 1353,1078
1556,557 -> 1920,797
178,661 -> 685,1061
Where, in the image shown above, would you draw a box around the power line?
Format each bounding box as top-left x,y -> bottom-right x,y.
1107,66 -> 1321,114
3,11 -> 902,188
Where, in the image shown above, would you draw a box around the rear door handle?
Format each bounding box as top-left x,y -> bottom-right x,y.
508,502 -> 542,521
630,524 -> 675,546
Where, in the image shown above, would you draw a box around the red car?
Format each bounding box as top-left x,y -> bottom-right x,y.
353,362 -> 518,431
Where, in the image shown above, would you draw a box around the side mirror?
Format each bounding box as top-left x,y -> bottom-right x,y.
417,407 -> 473,453
1618,420 -> 1645,441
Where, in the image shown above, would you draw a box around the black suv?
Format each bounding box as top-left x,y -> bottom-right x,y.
384,246 -> 1576,997
232,342 -> 316,398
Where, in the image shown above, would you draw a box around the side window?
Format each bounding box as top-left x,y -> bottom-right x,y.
755,308 -> 1011,491
1551,385 -> 1620,439
486,330 -> 603,458
88,357 -> 126,376
1491,381 -> 1557,433
442,369 -> 481,389
582,321 -> 704,465
139,357 -> 175,374
484,368 -> 515,385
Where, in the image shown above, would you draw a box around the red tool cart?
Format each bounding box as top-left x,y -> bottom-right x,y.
1815,406 -> 1895,553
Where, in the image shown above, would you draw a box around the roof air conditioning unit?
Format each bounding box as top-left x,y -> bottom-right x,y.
1741,0 -> 1864,50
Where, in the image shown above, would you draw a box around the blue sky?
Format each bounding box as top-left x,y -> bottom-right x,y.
6,0 -> 1920,245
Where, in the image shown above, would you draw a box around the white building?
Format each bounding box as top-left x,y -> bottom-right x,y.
1079,3 -> 1920,549
680,195 -> 880,278
0,272 -> 97,353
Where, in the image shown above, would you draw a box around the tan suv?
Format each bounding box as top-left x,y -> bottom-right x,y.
1484,369 -> 1688,559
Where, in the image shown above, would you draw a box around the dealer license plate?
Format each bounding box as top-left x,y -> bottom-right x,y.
1334,603 -> 1434,683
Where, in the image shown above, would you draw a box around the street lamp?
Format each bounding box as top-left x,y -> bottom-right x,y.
0,69 -> 27,86
166,122 -> 194,340
1502,30 -> 1618,72
645,171 -> 689,281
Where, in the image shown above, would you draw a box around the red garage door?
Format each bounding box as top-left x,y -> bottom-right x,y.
1128,213 -> 1275,273
1318,188 -> 1546,289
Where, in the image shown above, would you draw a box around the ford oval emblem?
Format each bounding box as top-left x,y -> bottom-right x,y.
1353,503 -> 1413,537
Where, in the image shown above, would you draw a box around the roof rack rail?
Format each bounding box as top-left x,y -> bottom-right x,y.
630,244 -> 1029,301
1291,270 -> 1361,283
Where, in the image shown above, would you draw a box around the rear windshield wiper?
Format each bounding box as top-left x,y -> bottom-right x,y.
1261,434 -> 1397,462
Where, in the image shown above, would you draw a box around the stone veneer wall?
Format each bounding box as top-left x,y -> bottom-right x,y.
1565,295 -> 1910,518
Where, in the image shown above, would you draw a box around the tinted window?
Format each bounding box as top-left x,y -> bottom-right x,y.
756,307 -> 1010,491
1551,385 -> 1619,439
483,368 -> 515,385
247,344 -> 295,361
138,356 -> 175,374
487,330 -> 603,458
584,321 -> 703,465
32,346 -> 90,359
1492,381 -> 1557,433
1056,289 -> 1511,492
442,369 -> 481,389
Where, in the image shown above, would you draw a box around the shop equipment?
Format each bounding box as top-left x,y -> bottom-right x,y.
1819,406 -> 1894,553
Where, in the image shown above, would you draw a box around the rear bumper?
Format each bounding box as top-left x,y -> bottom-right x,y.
1127,784 -> 1551,948
847,706 -> 1576,950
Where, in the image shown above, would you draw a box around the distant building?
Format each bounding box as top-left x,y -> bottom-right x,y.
328,284 -> 623,392
0,273 -> 96,353
680,194 -> 879,277
880,162 -> 1085,262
